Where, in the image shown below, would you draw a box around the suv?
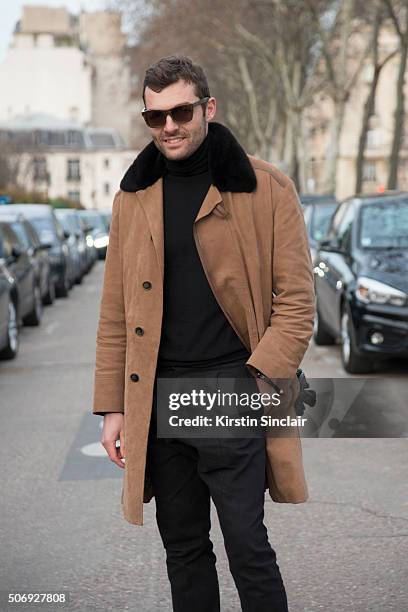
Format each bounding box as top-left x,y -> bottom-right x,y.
313,192 -> 408,373
0,219 -> 43,328
0,209 -> 54,305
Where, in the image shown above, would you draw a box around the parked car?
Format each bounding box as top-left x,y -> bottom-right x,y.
0,209 -> 54,305
313,192 -> 408,373
0,219 -> 43,329
78,210 -> 109,260
55,209 -> 87,284
5,204 -> 72,297
301,194 -> 338,258
0,255 -> 19,359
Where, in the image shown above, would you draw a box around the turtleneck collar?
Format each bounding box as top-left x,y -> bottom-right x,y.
163,133 -> 209,177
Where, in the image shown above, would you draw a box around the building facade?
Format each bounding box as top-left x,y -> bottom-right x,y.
0,115 -> 137,210
0,5 -> 135,147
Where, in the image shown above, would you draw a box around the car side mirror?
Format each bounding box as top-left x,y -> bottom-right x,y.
318,237 -> 346,253
318,238 -> 332,249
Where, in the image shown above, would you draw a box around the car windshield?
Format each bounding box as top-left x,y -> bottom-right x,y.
56,213 -> 77,234
359,201 -> 408,248
80,213 -> 106,232
311,203 -> 338,241
11,222 -> 30,249
30,217 -> 58,245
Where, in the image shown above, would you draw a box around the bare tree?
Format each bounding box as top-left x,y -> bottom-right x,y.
236,0 -> 327,190
383,0 -> 408,189
0,142 -> 30,191
355,4 -> 397,193
307,0 -> 373,194
119,0 -> 283,156
119,0 -> 331,191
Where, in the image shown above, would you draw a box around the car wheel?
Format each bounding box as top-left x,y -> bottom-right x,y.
75,268 -> 83,285
313,307 -> 335,345
56,269 -> 70,298
340,306 -> 373,374
23,284 -> 43,326
43,274 -> 55,305
0,298 -> 19,360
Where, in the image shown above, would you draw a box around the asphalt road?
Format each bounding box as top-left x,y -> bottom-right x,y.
0,261 -> 407,612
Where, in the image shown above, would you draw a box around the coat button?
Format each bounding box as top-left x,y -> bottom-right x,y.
130,373 -> 139,382
142,281 -> 152,290
135,327 -> 144,336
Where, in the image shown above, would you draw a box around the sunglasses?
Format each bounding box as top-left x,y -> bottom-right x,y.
141,97 -> 210,128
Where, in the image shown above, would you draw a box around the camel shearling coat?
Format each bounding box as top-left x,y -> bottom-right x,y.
92,121 -> 316,526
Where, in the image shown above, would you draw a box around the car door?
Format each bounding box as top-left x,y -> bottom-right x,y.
318,202 -> 356,334
0,236 -> 11,344
1,223 -> 33,317
25,220 -> 48,296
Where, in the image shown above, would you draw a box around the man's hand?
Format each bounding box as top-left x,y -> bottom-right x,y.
101,413 -> 125,469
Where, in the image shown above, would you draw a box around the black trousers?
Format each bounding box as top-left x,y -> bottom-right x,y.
147,358 -> 289,612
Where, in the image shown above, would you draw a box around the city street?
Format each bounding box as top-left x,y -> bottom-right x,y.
0,261 -> 407,612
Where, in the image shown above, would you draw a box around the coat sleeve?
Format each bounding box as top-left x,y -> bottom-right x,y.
92,190 -> 126,415
246,177 -> 315,380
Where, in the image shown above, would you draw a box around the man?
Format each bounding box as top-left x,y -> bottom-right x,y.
93,55 -> 315,612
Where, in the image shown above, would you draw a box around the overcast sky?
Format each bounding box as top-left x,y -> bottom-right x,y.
0,0 -> 108,63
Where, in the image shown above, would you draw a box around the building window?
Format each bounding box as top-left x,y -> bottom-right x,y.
104,158 -> 110,168
68,190 -> 80,202
67,159 -> 81,180
104,182 -> 110,195
67,130 -> 82,147
33,157 -> 48,182
363,161 -> 377,182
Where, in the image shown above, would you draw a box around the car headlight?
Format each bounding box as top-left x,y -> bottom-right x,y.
93,236 -> 109,249
355,276 -> 407,306
86,235 -> 94,247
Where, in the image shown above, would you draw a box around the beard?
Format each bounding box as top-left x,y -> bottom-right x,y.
153,117 -> 207,160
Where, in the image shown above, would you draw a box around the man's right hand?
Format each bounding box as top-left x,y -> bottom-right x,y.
101,413 -> 125,469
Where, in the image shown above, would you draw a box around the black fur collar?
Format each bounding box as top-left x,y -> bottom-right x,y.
120,121 -> 257,193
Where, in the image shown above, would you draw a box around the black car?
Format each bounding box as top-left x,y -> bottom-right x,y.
313,192 -> 408,373
0,210 -> 54,305
0,220 -> 43,329
6,204 -> 72,298
301,194 -> 338,258
0,256 -> 19,359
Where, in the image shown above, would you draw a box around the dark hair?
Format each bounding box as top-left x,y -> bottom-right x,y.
142,54 -> 210,107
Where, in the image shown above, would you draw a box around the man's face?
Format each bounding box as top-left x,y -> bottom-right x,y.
143,79 -> 216,161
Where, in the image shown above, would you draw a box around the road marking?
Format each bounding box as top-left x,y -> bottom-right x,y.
81,441 -> 106,457
59,412 -> 121,480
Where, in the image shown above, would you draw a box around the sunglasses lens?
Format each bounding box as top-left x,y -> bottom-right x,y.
171,105 -> 193,124
144,110 -> 165,128
142,103 -> 196,127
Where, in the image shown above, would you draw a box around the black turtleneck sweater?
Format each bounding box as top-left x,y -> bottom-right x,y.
157,134 -> 250,367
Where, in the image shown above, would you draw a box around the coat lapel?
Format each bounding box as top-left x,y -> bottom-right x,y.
135,180 -> 226,281
194,184 -> 224,222
136,178 -> 165,279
